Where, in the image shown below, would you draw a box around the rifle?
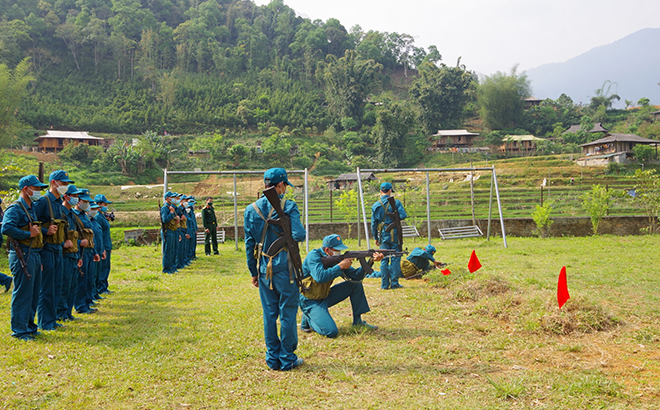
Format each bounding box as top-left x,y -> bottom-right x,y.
158,200 -> 165,235
385,196 -> 403,248
321,249 -> 409,278
261,186 -> 305,290
7,237 -> 31,279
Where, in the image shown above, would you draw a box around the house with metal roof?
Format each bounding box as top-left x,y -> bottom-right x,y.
34,130 -> 112,153
327,172 -> 378,190
562,122 -> 609,135
576,133 -> 658,166
430,129 -> 480,151
500,135 -> 545,153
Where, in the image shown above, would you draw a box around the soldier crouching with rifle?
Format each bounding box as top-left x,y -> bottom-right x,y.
299,234 -> 385,337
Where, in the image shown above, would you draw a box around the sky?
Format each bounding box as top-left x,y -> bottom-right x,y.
252,0 -> 660,77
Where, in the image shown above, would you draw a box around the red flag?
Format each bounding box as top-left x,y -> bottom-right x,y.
557,266 -> 570,309
468,250 -> 482,273
441,269 -> 451,276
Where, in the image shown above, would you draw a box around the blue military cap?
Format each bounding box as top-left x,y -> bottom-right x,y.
380,182 -> 394,192
322,234 -> 348,251
264,168 -> 293,187
19,175 -> 48,189
94,193 -> 113,204
425,244 -> 437,254
49,170 -> 75,183
164,191 -> 176,198
78,189 -> 93,201
65,184 -> 85,196
90,202 -> 101,209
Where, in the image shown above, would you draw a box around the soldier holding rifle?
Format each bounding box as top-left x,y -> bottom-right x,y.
160,191 -> 179,274
244,168 -> 306,371
1,175 -> 48,340
299,234 -> 383,338
371,182 -> 407,290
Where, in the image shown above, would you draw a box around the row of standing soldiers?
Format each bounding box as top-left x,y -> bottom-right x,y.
160,191 -> 199,274
1,171 -> 114,341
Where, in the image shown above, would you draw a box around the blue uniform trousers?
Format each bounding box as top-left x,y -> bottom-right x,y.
177,229 -> 187,268
187,237 -> 196,262
0,272 -> 12,289
99,250 -> 111,293
161,229 -> 177,273
37,248 -> 62,330
258,269 -> 300,371
300,281 -> 370,338
58,256 -> 78,320
380,241 -> 402,289
9,249 -> 42,338
91,260 -> 101,300
75,249 -> 93,312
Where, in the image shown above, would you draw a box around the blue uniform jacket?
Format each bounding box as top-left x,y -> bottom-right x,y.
72,208 -> 93,253
33,191 -> 65,251
371,195 -> 407,244
94,212 -> 112,251
90,216 -> 104,256
407,247 -> 435,270
160,203 -> 176,225
186,207 -> 197,237
244,194 -> 306,277
62,206 -> 80,260
1,197 -> 38,252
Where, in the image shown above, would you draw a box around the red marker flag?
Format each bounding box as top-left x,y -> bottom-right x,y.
441,269 -> 451,276
468,250 -> 482,273
557,266 -> 570,309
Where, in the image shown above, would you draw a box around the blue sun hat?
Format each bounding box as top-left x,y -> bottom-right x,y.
322,234 -> 348,251
264,168 -> 293,187
18,175 -> 48,189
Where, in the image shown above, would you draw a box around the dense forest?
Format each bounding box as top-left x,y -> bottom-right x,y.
1,0 -> 659,182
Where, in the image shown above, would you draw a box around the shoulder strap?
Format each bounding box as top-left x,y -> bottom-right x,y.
71,211 -> 84,233
15,200 -> 34,223
45,196 -> 55,221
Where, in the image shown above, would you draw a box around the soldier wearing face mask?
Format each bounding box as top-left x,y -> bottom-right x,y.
58,185 -> 85,321
72,191 -> 98,314
1,175 -> 48,340
32,170 -> 74,331
88,202 -> 105,304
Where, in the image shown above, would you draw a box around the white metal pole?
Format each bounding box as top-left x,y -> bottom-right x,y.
487,166 -> 494,241
492,167 -> 508,248
355,167 -> 370,249
163,169 -> 168,197
426,171 -> 431,245
233,173 -> 238,251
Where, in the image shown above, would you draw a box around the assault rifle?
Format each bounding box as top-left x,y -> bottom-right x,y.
321,249 -> 409,278
7,237 -> 31,279
262,186 -> 305,290
385,196 -> 404,248
158,200 -> 165,235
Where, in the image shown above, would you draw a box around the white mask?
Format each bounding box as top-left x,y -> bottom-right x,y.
56,183 -> 69,196
89,210 -> 98,218
28,188 -> 43,202
79,201 -> 90,211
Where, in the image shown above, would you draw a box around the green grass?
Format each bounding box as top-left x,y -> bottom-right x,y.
1,235 -> 659,408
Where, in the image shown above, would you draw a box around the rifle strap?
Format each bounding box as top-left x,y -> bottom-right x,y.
14,200 -> 35,262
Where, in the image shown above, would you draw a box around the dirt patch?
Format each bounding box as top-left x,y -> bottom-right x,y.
540,296 -> 620,335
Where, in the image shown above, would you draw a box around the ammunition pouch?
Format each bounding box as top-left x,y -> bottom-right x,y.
44,219 -> 68,244
180,218 -> 187,230
18,222 -> 43,248
64,230 -> 79,254
301,276 -> 333,300
400,259 -> 420,278
81,228 -> 95,248
165,219 -> 178,231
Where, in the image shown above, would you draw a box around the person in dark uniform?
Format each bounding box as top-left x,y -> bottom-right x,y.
1,175 -> 48,340
94,194 -> 113,294
174,193 -> 187,270
400,245 -> 444,279
0,197 -> 13,293
33,170 -> 73,331
299,234 -> 382,338
73,190 -> 98,314
244,168 -> 306,371
185,197 -> 197,263
202,197 -> 219,256
58,185 -> 85,321
371,182 -> 407,290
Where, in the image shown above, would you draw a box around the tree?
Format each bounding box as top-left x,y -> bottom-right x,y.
320,49 -> 382,125
589,80 -> 620,111
372,101 -> 417,168
478,66 -> 531,130
410,62 -> 475,133
0,58 -> 34,147
630,169 -> 660,234
633,144 -> 655,163
581,185 -> 613,235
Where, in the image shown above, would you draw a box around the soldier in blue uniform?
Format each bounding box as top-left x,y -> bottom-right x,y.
88,202 -> 105,303
185,197 -> 197,264
176,193 -> 189,269
73,191 -> 98,314
299,234 -> 383,338
0,197 -> 13,293
1,175 -> 48,340
371,182 -> 407,290
58,185 -> 85,321
400,245 -> 444,279
94,194 -> 113,294
244,168 -> 306,371
160,191 -> 179,274
33,170 -> 73,331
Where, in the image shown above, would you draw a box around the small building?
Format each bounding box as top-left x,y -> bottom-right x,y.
327,172 -> 378,190
523,97 -> 543,109
500,135 -> 545,152
430,129 -> 480,151
576,133 -> 658,166
652,110 -> 660,122
562,122 -> 608,135
34,130 -> 110,153
188,149 -> 210,159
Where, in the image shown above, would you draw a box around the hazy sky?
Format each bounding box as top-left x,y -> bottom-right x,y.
253,0 -> 660,76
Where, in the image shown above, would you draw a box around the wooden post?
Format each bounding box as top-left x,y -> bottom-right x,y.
470,160 -> 476,225
38,162 -> 44,182
329,188 -> 333,222
540,186 -> 544,207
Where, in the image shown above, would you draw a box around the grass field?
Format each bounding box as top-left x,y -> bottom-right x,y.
1,235 -> 659,409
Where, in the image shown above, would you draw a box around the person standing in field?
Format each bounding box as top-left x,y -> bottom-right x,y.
160,191 -> 179,274
185,197 -> 198,262
0,197 -> 14,293
244,168 -> 306,371
58,185 -> 85,321
94,194 -> 113,295
1,175 -> 48,340
202,197 -> 219,256
371,182 -> 407,290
